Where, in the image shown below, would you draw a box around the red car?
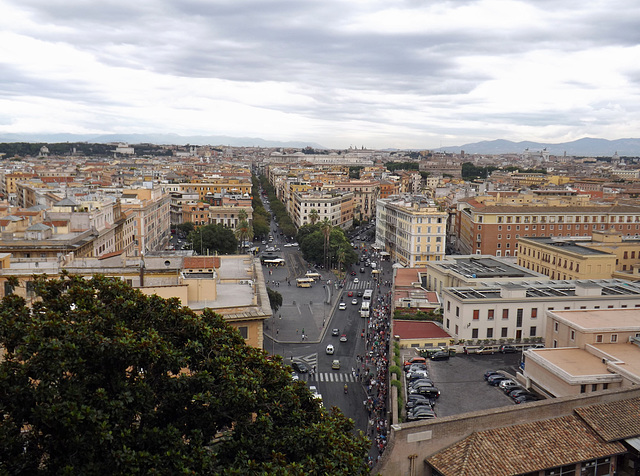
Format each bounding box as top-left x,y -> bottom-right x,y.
348,291 -> 353,297
350,271 -> 357,276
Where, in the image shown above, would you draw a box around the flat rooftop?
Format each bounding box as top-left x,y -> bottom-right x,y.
593,343 -> 640,379
435,256 -> 541,279
552,309 -> 640,331
533,348 -> 611,377
521,237 -> 612,256
447,279 -> 640,300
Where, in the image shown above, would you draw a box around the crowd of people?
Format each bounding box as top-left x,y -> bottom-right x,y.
360,288 -> 392,466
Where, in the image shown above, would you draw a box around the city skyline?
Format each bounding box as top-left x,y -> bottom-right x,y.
2,0 -> 639,150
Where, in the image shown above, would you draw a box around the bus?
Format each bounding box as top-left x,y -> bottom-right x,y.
360,300 -> 370,318
296,277 -> 314,288
263,258 -> 285,266
304,272 -> 322,281
362,289 -> 373,301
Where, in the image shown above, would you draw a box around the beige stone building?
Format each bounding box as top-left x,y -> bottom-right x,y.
376,194 -> 447,267
523,308 -> 640,398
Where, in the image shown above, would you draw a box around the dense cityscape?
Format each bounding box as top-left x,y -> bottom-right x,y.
0,142 -> 638,474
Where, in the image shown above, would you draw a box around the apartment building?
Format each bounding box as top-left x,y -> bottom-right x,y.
120,185 -> 170,256
523,308 -> 640,398
441,279 -> 640,343
291,190 -> 354,229
518,230 -> 640,280
169,191 -> 199,226
332,179 -> 379,221
176,178 -> 252,201
375,194 -> 447,267
455,191 -> 640,256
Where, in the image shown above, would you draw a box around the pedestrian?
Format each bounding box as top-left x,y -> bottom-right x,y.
296,328 -> 298,334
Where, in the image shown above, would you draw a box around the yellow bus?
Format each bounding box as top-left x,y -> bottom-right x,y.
304,272 -> 322,281
296,277 -> 314,288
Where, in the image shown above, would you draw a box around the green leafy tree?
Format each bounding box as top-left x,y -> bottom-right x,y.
309,208 -> 320,225
188,223 -> 238,255
0,274 -> 370,474
177,222 -> 195,235
252,214 -> 270,240
267,287 -> 283,313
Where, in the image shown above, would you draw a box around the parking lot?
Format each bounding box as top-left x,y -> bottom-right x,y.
420,352 -> 523,418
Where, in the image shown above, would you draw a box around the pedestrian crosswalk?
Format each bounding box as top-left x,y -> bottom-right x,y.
301,372 -> 359,383
346,280 -> 373,290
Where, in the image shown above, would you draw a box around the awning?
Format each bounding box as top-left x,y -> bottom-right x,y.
626,437 -> 640,452
380,251 -> 390,256
392,263 -> 404,268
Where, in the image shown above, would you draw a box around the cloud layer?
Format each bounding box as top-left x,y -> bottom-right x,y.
1,0 -> 639,148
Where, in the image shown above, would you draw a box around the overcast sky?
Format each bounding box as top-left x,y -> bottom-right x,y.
1,0 -> 639,149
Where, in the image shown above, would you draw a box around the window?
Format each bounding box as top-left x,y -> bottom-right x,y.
446,319 -> 450,328
516,309 -> 523,327
596,334 -> 603,343
570,329 -> 575,341
455,325 -> 459,335
456,306 -> 460,317
554,322 -> 559,332
502,309 -> 509,319
592,384 -> 598,391
447,301 -> 450,311
501,327 -> 508,338
472,328 -> 479,339
530,326 -> 536,337
488,309 -> 494,320
580,384 -> 586,394
611,334 -> 618,343
238,326 -> 248,339
531,308 -> 538,318
473,309 -> 479,320
486,328 -> 494,338
603,383 -> 609,390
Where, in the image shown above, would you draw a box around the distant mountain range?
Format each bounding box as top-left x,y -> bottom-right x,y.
0,132 -> 325,150
436,138 -> 640,157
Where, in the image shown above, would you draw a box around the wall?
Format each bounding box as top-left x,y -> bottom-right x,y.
377,387 -> 640,476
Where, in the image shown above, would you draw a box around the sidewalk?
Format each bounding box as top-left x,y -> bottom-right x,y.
263,257 -> 341,345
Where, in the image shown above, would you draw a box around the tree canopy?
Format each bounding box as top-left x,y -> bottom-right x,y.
297,223 -> 358,269
188,223 -> 238,255
0,274 -> 370,474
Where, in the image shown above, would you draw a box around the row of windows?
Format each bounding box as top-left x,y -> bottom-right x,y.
469,326 -> 537,339
488,214 -> 640,224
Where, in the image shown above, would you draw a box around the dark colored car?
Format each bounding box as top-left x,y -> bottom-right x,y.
514,394 -> 540,404
406,363 -> 428,373
408,378 -> 434,389
331,328 -> 339,336
406,395 -> 434,410
357,291 -> 363,297
360,267 -> 365,273
406,408 -> 437,421
509,389 -> 533,399
412,387 -> 440,399
500,345 -> 518,354
291,362 -> 309,373
431,351 -> 450,361
487,374 -> 510,386
484,370 -> 501,380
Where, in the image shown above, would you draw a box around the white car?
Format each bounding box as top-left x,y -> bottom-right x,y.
351,298 -> 358,305
326,344 -> 335,354
339,302 -> 347,310
292,242 -> 299,247
353,278 -> 359,284
284,243 -> 294,247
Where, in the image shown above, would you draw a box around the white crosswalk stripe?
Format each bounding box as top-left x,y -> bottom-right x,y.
303,372 -> 357,383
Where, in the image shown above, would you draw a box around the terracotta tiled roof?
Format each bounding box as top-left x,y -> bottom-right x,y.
427,415 -> 625,476
183,256 -> 219,269
576,396 -> 640,442
393,320 -> 450,339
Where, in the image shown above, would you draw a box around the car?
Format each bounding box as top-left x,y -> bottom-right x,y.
407,371 -> 430,382
357,291 -> 363,297
431,351 -> 450,361
348,291 -> 353,297
404,357 -> 427,368
503,384 -> 525,395
284,243 -> 294,247
499,345 -> 518,354
326,344 -> 335,355
340,334 -> 348,342
514,394 -> 540,404
406,394 -> 433,409
274,247 -> 281,251
484,370 -> 501,380
291,372 -> 299,381
353,278 -> 359,284
411,386 -> 440,399
350,271 -> 357,276
265,247 -> 275,252
360,267 -> 365,273
292,362 -> 309,373
309,385 -> 318,395
406,363 -> 428,374
408,378 -> 434,388
291,242 -> 299,247
476,346 -> 496,355
339,302 -> 346,310
406,408 -> 437,421
487,375 -> 510,386
509,389 -> 534,399
331,359 -> 340,370
498,379 -> 519,390
331,328 -> 339,336
351,298 -> 358,305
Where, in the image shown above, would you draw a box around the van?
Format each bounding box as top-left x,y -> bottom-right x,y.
476,346 -> 497,355
371,262 -> 377,270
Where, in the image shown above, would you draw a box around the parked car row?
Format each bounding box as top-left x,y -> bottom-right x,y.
484,370 -> 541,404
404,357 -> 439,421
